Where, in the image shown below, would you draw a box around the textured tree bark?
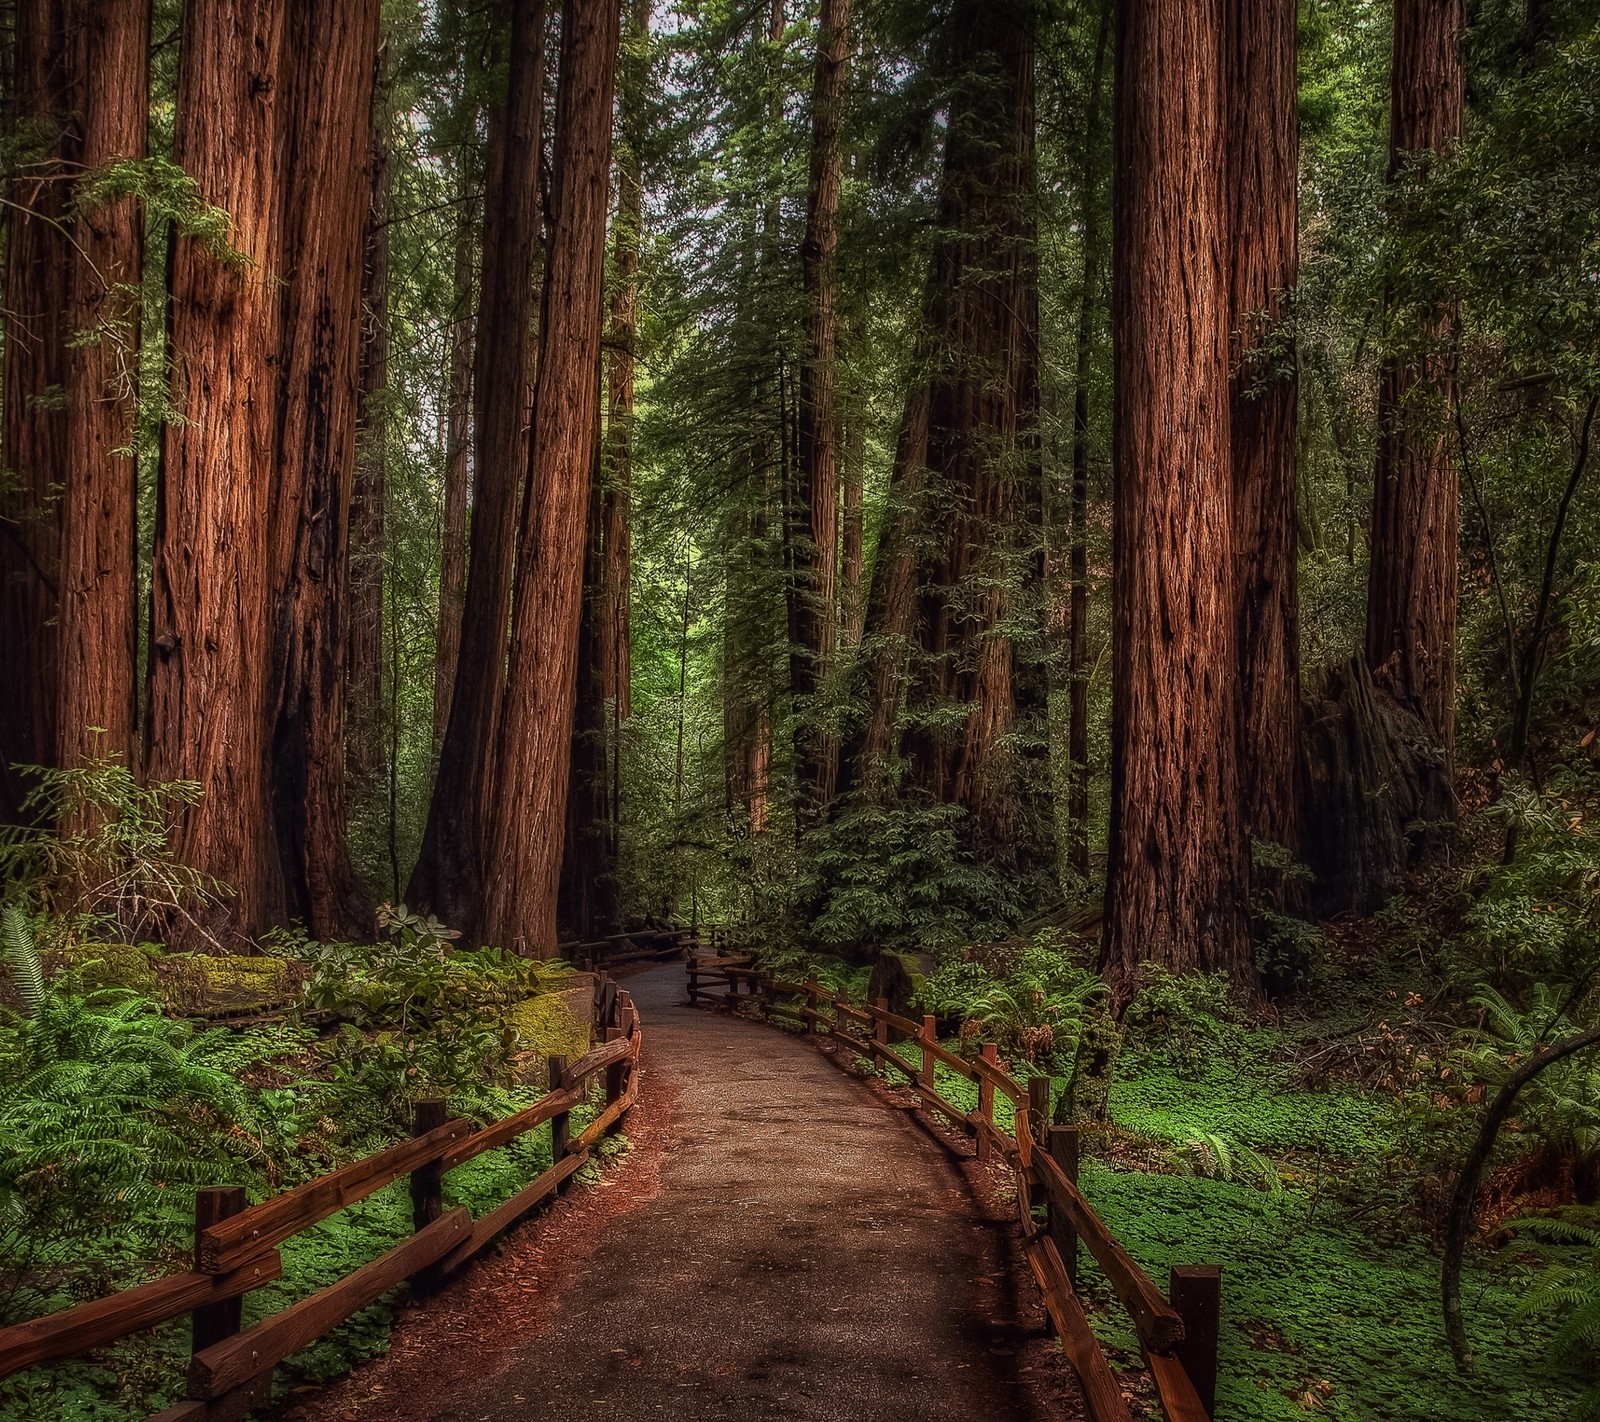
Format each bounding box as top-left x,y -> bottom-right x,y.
483,0 -> 619,954
597,0 -> 650,861
146,0 -> 286,948
1226,0 -> 1300,858
1,0 -> 72,817
1101,0 -> 1251,997
1065,0 -> 1111,878
1364,0 -> 1464,778
268,0 -> 381,941
840,408 -> 866,649
790,0 -> 849,818
46,1 -> 151,791
409,0 -> 546,935
433,196 -> 477,758
347,34 -> 393,797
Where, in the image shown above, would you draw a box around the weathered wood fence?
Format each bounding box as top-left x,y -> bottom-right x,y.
0,974 -> 644,1422
687,954 -> 1219,1422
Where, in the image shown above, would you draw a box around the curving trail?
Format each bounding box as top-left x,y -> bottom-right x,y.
290,964 -> 1071,1422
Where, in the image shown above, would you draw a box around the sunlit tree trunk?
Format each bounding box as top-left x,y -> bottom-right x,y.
146,0 -> 286,947
1101,0 -> 1251,998
410,0 -> 546,935
1226,0 -> 1300,858
268,0 -> 381,941
791,0 -> 849,818
50,1 -> 151,790
483,0 -> 619,954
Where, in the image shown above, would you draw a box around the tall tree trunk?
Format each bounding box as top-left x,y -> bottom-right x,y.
347,32 -> 393,797
791,0 -> 849,818
840,406 -> 866,648
1065,0 -> 1111,878
268,0 -> 381,941
433,194 -> 477,757
483,0 -> 619,954
52,1 -> 151,788
597,0 -> 649,876
146,0 -> 286,948
1100,0 -> 1251,998
1226,0 -> 1300,858
1,0 -> 72,817
1363,0 -> 1464,778
409,0 -> 546,935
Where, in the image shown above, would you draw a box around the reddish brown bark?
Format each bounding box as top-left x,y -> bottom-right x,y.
840,409 -> 866,648
410,0 -> 546,934
483,0 -> 619,954
15,1 -> 150,792
433,198 -> 476,757
1,0 -> 72,816
1226,0 -> 1300,857
1364,0 -> 1465,771
268,0 -> 381,940
347,36 -> 394,796
1101,0 -> 1251,996
1066,0 -> 1111,878
791,0 -> 849,816
146,0 -> 286,947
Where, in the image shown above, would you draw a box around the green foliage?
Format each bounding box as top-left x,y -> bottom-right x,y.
1516,1215 -> 1600,1418
283,905 -> 549,1140
1163,1128 -> 1284,1195
0,757 -> 224,948
1120,965 -> 1245,1075
919,930 -> 1103,1072
0,909 -> 45,1019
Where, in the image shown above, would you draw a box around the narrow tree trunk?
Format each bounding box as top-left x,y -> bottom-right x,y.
433,196 -> 476,757
597,0 -> 650,865
347,34 -> 392,796
1065,0 -> 1111,878
146,0 -> 286,948
268,0 -> 381,941
53,0 -> 151,787
791,0 -> 849,817
483,0 -> 619,954
1101,0 -> 1251,998
1,0 -> 71,817
1364,0 -> 1464,778
840,407 -> 866,648
1226,0 -> 1300,859
409,0 -> 546,934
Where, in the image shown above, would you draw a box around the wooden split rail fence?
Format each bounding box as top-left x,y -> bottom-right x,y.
0,974 -> 645,1422
687,955 -> 1220,1422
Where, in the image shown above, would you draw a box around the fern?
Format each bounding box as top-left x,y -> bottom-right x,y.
0,907 -> 44,1019
1514,1217 -> 1600,1417
1165,1127 -> 1284,1195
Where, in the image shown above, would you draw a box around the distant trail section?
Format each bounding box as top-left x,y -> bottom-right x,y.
289,963 -> 1066,1422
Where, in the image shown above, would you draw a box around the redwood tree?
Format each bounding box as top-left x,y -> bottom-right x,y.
410,0 -> 547,933
483,0 -> 620,954
1226,0 -> 1300,855
146,0 -> 287,946
269,0 -> 382,940
1364,0 -> 1465,771
1100,0 -> 1251,996
791,0 -> 850,816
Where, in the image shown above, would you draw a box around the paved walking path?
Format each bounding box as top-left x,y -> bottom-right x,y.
297,964 -> 1058,1422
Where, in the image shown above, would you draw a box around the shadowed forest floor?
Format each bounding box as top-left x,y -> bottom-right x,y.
276,965 -> 1080,1422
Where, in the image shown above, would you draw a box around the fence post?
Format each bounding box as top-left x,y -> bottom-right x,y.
872,995 -> 888,1069
407,1098 -> 448,1297
976,1043 -> 997,1162
1047,1124 -> 1080,1289
604,1025 -> 626,1116
1171,1264 -> 1221,1419
549,1054 -> 572,1190
192,1188 -> 246,1354
687,956 -> 699,1007
919,1015 -> 937,1092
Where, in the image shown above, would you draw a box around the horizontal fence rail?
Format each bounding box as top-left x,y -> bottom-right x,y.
686,954 -> 1220,1422
0,975 -> 645,1422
